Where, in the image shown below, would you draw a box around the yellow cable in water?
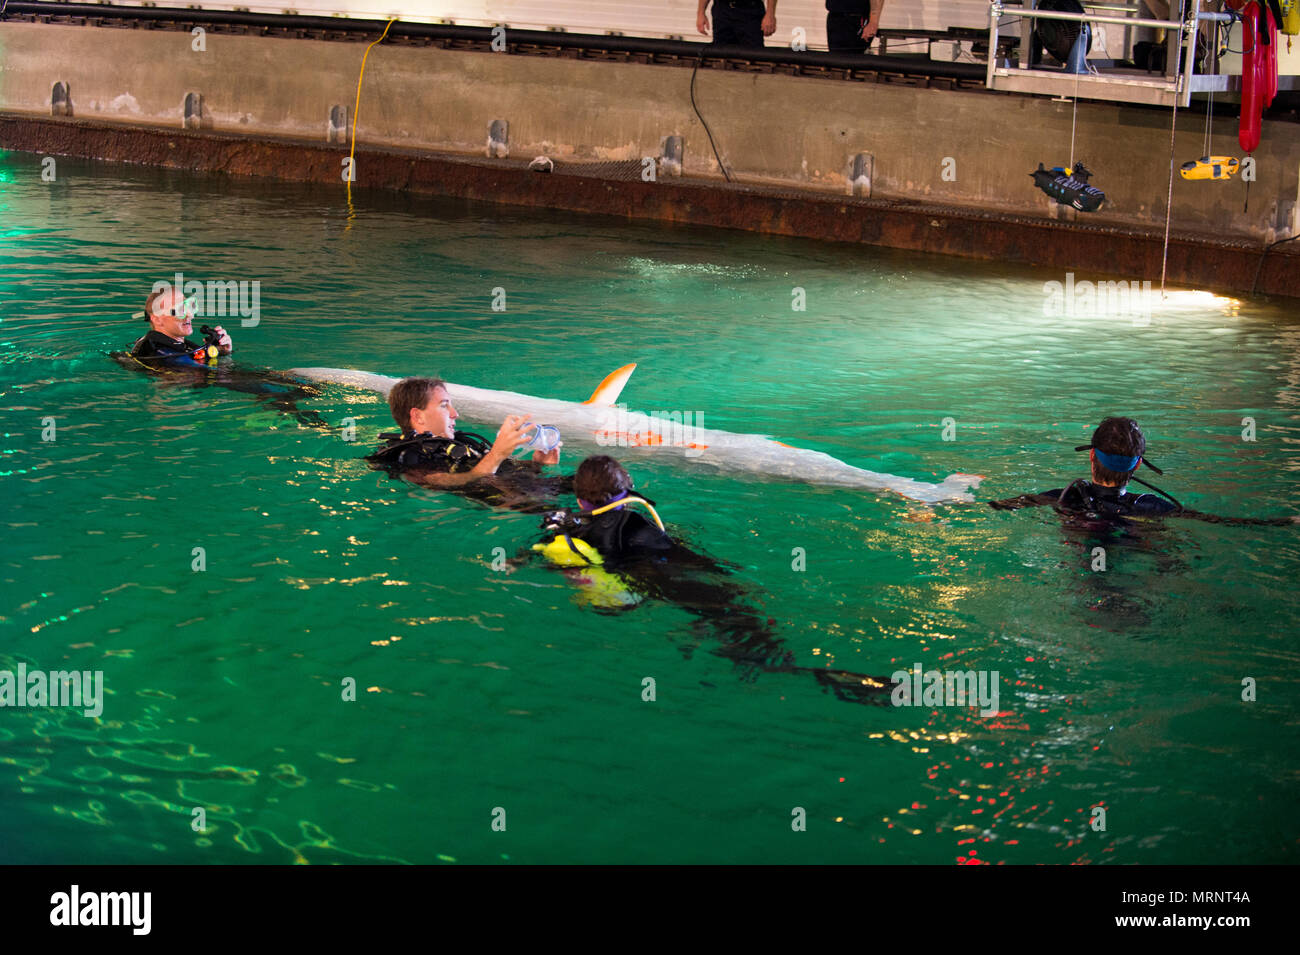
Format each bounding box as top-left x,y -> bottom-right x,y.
347,17 -> 398,214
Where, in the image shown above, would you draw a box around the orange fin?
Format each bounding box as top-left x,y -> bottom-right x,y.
581,363 -> 636,406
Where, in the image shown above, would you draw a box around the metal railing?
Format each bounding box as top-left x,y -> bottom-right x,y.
985,1 -> 1235,107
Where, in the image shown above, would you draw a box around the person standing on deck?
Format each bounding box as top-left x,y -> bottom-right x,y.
826,0 -> 886,54
696,0 -> 777,49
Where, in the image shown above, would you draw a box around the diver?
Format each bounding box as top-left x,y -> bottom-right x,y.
366,377 -> 571,511
114,285 -> 326,428
531,455 -> 896,705
129,287 -> 233,364
538,454 -> 673,563
989,416 -> 1299,527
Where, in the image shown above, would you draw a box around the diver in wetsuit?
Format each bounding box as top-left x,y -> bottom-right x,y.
545,454 -> 674,562
533,455 -> 895,704
366,376 -> 571,511
129,287 -> 233,363
115,285 -> 327,427
989,416 -> 1298,527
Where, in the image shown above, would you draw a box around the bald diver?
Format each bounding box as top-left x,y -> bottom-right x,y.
529,455 -> 895,705
989,416 -> 1299,528
366,376 -> 572,513
112,286 -> 327,428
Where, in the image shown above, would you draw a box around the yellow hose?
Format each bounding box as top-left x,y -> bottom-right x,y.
347,18 -> 398,213
588,496 -> 665,531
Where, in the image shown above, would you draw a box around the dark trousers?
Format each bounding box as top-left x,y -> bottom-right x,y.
712,1 -> 765,49
827,12 -> 869,54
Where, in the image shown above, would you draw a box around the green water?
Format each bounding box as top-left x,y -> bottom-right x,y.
2,153 -> 1298,865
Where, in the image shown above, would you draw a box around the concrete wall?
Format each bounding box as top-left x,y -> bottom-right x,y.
1,19 -> 1297,241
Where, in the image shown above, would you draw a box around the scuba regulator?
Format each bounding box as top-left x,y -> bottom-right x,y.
195,325 -> 224,363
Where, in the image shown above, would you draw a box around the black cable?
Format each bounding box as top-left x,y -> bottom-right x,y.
690,48 -> 732,184
1127,475 -> 1184,511
1251,232 -> 1300,294
1222,8 -> 1251,54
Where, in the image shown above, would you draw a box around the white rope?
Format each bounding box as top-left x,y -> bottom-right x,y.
1202,87 -> 1213,157
1159,74 -> 1181,297
1068,50 -> 1081,168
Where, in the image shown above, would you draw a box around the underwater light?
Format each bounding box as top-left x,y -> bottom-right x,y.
1152,289 -> 1243,314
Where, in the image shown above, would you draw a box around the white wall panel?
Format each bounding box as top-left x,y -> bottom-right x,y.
73,1 -> 996,49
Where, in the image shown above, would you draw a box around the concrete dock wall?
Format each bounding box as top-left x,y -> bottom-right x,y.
1,17 -> 1298,297
1,19 -> 1296,241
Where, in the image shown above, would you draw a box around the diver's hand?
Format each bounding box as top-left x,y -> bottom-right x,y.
532,443 -> 561,466
485,414 -> 533,465
212,325 -> 233,355
862,18 -> 880,42
697,7 -> 710,36
761,9 -> 776,37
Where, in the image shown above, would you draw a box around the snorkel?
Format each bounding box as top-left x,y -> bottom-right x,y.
573,489 -> 664,530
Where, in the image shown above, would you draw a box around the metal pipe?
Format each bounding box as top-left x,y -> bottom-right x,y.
998,10 -> 1185,30
991,7 -> 1232,37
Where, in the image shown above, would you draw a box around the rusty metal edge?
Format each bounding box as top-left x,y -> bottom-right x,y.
2,113 -> 1296,299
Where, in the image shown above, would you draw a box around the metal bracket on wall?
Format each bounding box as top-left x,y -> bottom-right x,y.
849,153 -> 873,198
183,92 -> 204,130
51,81 -> 73,117
661,135 -> 683,177
328,105 -> 347,144
487,119 -> 509,158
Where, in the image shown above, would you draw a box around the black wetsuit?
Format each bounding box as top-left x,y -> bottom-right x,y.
563,508 -> 673,562
367,429 -> 493,475
535,503 -> 894,704
113,332 -> 326,428
366,430 -> 572,513
990,479 -> 1295,527
991,481 -> 1177,518
129,329 -> 208,364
